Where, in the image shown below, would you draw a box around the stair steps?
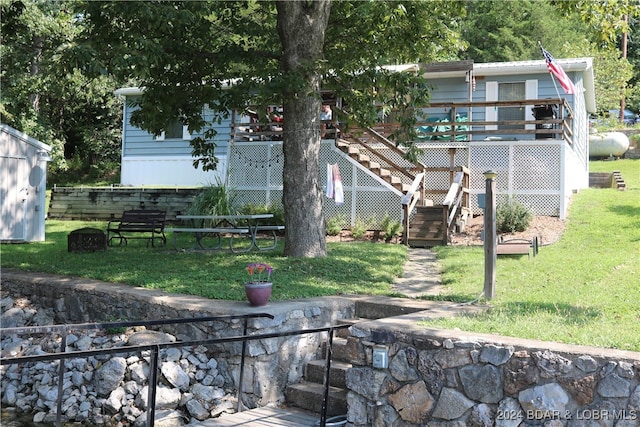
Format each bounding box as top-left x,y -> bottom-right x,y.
336,129 -> 466,247
407,206 -> 447,247
284,382 -> 348,416
334,138 -> 409,193
285,299 -> 447,416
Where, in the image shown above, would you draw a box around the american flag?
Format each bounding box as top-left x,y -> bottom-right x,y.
541,46 -> 576,95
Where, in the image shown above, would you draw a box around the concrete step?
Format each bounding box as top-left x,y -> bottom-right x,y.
284,382 -> 348,416
304,359 -> 351,389
319,335 -> 366,367
354,297 -> 442,319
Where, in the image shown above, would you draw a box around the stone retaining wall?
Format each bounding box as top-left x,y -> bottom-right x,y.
3,271 -> 640,426
1,270 -> 355,423
344,316 -> 640,426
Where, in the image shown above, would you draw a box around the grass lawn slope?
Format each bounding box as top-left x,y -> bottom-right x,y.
429,159 -> 639,351
1,159 -> 638,351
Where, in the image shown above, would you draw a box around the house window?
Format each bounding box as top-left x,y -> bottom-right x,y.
498,82 -> 525,130
155,119 -> 191,141
165,120 -> 185,139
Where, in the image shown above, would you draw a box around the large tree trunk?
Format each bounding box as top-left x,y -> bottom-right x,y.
276,1 -> 331,258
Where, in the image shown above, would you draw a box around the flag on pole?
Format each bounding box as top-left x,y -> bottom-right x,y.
540,45 -> 576,95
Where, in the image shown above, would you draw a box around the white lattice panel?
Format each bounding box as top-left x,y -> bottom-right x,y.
229,138 -> 577,226
513,145 -> 561,190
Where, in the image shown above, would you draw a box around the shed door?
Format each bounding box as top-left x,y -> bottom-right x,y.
1,156 -> 27,241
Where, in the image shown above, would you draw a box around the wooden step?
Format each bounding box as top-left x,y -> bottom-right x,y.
409,223 -> 444,238
407,239 -> 444,248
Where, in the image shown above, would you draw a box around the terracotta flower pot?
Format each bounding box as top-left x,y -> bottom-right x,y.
244,282 -> 272,306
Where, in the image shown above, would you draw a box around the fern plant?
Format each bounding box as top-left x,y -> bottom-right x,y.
380,213 -> 403,243
325,214 -> 345,236
350,217 -> 368,239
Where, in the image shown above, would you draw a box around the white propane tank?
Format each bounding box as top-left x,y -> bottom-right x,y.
589,132 -> 630,158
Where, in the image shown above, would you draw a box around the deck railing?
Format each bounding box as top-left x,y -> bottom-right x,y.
232,98 -> 574,145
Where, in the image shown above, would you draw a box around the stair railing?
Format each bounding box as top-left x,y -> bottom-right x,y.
333,107 -> 427,180
338,126 -> 425,181
400,172 -> 426,244
441,167 -> 470,245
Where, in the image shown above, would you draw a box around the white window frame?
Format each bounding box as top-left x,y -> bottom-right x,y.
155,123 -> 191,141
485,80 -> 537,131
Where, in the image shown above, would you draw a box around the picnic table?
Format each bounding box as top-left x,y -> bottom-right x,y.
167,214 -> 284,252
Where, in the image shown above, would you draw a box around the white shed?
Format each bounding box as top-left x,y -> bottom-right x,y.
1,124 -> 52,242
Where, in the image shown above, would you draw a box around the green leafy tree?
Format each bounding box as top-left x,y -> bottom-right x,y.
461,0 -> 638,118
461,0 -> 590,63
557,0 -> 640,115
80,0 -> 466,258
0,0 -> 123,181
572,41 -> 634,113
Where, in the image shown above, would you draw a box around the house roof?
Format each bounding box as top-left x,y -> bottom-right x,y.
114,87 -> 144,96
0,123 -> 52,153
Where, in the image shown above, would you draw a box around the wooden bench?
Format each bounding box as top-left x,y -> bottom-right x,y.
106,210 -> 167,247
496,236 -> 538,258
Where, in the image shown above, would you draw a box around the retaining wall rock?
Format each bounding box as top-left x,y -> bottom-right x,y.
345,316 -> 640,426
1,270 -> 355,425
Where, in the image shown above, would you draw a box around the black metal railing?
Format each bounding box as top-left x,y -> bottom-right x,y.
0,315 -> 350,427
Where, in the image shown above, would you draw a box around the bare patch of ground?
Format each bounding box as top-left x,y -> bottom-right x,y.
450,215 -> 567,247
326,215 -> 567,247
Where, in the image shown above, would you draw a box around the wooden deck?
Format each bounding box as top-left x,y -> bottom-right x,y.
192,407 -> 321,426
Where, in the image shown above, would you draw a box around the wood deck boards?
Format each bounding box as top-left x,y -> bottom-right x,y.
193,407 -> 320,426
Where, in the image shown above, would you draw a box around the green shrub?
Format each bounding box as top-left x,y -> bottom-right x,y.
496,197 -> 533,233
380,213 -> 402,243
326,214 -> 345,236
238,202 -> 285,225
188,181 -> 236,218
350,217 -> 368,239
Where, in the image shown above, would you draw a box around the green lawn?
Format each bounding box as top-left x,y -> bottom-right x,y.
429,158 -> 640,351
2,223 -> 408,301
2,159 -> 638,351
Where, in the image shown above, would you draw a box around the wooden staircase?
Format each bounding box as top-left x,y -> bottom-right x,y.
334,126 -> 421,194
406,205 -> 447,247
332,124 -> 470,247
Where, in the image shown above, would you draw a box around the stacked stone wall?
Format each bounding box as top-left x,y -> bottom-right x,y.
1,271 -> 354,425
345,320 -> 640,426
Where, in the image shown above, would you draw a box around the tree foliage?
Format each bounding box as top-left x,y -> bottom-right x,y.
81,1 -> 466,169
80,0 -> 467,257
1,0 -> 123,181
461,0 -> 639,115
556,0 -> 640,113
461,0 -> 590,63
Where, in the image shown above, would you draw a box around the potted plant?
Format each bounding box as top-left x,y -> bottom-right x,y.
245,263 -> 273,306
